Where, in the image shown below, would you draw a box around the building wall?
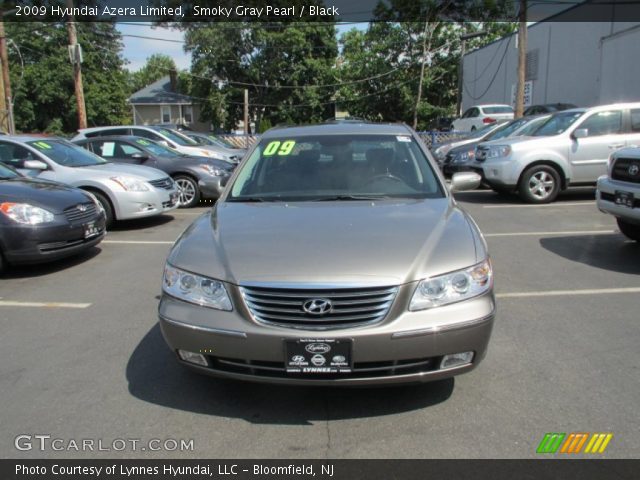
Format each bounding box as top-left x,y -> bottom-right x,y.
131,104 -> 210,132
462,22 -> 640,112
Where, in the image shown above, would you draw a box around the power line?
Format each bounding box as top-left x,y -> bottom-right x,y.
463,34 -> 513,101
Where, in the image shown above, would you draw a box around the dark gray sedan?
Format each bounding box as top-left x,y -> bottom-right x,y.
74,136 -> 235,208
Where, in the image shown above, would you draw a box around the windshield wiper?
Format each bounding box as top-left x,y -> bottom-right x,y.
312,194 -> 391,201
228,197 -> 268,202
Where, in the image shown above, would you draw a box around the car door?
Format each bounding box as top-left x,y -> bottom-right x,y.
0,141 -> 56,180
568,109 -> 626,183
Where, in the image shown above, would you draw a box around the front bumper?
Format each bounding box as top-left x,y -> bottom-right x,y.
114,187 -> 179,220
596,175 -> 640,224
480,158 -> 519,189
198,176 -> 228,200
158,289 -> 496,386
1,213 -> 106,265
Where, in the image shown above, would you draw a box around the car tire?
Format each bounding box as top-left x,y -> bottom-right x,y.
90,191 -> 114,229
174,175 -> 200,208
617,218 -> 640,242
0,249 -> 6,273
517,165 -> 561,204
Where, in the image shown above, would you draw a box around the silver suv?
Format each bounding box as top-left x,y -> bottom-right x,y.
597,147 -> 640,241
158,123 -> 494,386
475,103 -> 640,203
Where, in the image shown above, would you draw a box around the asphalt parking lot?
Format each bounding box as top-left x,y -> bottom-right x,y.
1,189 -> 638,459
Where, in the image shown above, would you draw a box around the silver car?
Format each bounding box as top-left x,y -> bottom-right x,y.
0,136 -> 178,227
476,102 -> 640,203
158,123 -> 495,386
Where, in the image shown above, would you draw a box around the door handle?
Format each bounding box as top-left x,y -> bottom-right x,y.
608,144 -> 624,149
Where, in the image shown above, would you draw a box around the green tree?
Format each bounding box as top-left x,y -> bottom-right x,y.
6,21 -> 131,133
181,17 -> 338,132
130,53 -> 177,93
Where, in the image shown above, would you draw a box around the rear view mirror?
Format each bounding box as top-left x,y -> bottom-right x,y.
450,172 -> 481,192
572,128 -> 588,139
23,160 -> 48,170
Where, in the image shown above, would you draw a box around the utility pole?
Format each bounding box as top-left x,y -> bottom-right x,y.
0,20 -> 15,134
66,0 -> 87,129
515,0 -> 528,118
243,88 -> 249,148
413,20 -> 432,130
456,31 -> 487,118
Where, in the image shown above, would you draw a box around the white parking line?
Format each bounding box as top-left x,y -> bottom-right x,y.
497,287 -> 640,298
485,230 -> 615,237
483,202 -> 595,208
103,240 -> 174,245
0,300 -> 91,309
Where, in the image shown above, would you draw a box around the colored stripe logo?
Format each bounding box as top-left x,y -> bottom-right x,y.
537,433 -> 613,454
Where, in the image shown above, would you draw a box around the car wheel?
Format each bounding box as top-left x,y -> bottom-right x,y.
174,175 -> 200,208
518,165 -> 561,204
617,218 -> 640,242
90,191 -> 114,229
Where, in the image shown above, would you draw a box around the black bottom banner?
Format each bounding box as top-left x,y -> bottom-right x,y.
2,459 -> 639,480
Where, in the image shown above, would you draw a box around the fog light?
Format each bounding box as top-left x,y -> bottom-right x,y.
440,351 -> 474,370
178,349 -> 208,366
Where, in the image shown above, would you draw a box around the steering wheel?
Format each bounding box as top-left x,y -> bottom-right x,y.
363,173 -> 405,185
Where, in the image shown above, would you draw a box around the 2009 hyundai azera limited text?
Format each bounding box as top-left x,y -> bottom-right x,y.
158,123 -> 495,386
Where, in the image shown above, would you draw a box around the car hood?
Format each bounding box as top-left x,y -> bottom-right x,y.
168,198 -> 483,287
0,177 -> 91,214
81,163 -> 166,179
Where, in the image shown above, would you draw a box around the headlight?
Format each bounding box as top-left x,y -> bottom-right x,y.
485,145 -> 511,159
0,202 -> 55,224
197,165 -> 228,176
110,176 -> 150,192
163,264 -> 232,311
409,259 -> 492,310
434,145 -> 451,160
452,149 -> 475,164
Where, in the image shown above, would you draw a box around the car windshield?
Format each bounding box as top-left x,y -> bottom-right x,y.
209,135 -> 236,149
517,116 -> 550,136
482,106 -> 514,114
132,138 -> 181,157
28,140 -> 108,167
470,123 -> 500,138
228,134 -> 444,202
485,120 -> 526,140
0,161 -> 21,179
532,111 -> 584,136
152,128 -> 199,146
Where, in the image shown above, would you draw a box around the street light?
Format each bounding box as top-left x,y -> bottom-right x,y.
456,31 -> 488,117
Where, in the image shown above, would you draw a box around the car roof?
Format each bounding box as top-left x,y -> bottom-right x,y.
76,135 -> 144,143
1,135 -> 67,144
78,126 -> 153,133
261,122 -> 414,139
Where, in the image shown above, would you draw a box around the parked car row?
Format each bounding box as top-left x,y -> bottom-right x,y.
0,127 -> 243,271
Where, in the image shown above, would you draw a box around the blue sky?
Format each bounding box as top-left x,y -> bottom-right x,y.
118,23 -> 365,72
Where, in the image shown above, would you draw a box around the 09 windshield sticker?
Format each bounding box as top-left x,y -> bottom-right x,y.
263,140 -> 296,156
32,141 -> 52,150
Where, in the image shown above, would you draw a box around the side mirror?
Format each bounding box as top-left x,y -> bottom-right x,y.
450,172 -> 481,192
131,153 -> 149,161
158,140 -> 170,148
23,160 -> 48,170
572,128 -> 588,139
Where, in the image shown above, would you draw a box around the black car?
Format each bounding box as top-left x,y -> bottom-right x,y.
0,162 -> 105,271
74,136 -> 235,208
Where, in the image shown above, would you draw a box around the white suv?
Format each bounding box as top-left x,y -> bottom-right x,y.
475,103 -> 640,203
451,104 -> 514,132
596,147 -> 640,241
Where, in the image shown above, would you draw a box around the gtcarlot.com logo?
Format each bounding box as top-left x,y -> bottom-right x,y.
536,432 -> 613,454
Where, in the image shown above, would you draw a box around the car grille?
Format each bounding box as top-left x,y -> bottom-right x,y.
149,177 -> 174,190
200,355 -> 438,380
599,191 -> 640,208
240,285 -> 398,330
611,157 -> 640,184
63,202 -> 98,223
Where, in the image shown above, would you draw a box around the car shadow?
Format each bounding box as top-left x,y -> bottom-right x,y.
126,324 -> 454,425
540,233 -> 640,274
454,187 -> 596,205
0,247 -> 101,279
109,214 -> 175,231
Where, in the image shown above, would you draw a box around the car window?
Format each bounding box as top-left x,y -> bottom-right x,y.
152,128 -> 198,146
132,137 -> 180,157
131,128 -> 165,143
533,111 -> 584,136
578,110 -> 622,137
461,109 -> 473,119
85,128 -> 129,138
0,160 -> 21,178
229,134 -> 443,201
630,109 -> 640,132
482,106 -> 514,114
28,140 -> 108,167
488,118 -> 528,140
120,143 -> 145,157
518,116 -> 550,136
469,108 -> 479,118
0,142 -> 39,168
